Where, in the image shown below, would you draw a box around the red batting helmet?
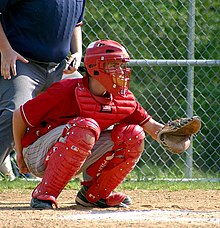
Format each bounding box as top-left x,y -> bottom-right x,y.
84,40 -> 131,97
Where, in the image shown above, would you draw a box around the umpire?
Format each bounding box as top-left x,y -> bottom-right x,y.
0,0 -> 86,166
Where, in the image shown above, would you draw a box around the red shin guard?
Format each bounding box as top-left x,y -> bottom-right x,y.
84,124 -> 145,203
32,117 -> 100,207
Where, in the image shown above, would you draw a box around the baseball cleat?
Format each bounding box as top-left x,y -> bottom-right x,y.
30,198 -> 54,209
75,186 -> 132,208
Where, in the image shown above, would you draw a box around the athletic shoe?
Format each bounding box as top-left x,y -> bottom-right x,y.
75,186 -> 132,208
30,198 -> 53,209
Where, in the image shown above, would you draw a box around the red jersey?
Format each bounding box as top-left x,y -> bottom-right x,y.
20,77 -> 151,147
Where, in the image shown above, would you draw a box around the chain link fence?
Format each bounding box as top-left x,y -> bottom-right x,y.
81,0 -> 220,180
1,0 -> 219,181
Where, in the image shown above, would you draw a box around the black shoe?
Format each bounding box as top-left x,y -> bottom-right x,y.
30,198 -> 53,209
75,186 -> 132,208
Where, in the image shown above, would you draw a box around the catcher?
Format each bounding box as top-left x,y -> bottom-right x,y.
13,40 -> 201,209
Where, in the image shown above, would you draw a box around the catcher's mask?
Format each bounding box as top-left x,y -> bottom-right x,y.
84,40 -> 131,97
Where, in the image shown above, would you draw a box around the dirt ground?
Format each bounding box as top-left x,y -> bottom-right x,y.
0,189 -> 219,228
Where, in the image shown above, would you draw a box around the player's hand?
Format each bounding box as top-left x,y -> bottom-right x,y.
1,48 -> 29,79
63,52 -> 81,74
16,153 -> 29,174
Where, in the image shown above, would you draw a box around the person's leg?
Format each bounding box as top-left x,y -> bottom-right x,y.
0,72 -> 40,164
0,59 -> 65,165
22,125 -> 66,178
0,154 -> 15,181
78,130 -> 114,176
28,117 -> 100,209
75,124 -> 145,208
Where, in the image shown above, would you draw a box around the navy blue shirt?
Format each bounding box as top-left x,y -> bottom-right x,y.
0,0 -> 85,62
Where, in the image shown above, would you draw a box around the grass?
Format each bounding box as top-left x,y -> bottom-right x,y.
119,180 -> 220,191
0,178 -> 219,192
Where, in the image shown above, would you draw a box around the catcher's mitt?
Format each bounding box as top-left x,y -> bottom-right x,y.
157,116 -> 201,154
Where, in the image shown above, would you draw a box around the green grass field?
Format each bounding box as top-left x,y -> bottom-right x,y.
0,178 -> 219,192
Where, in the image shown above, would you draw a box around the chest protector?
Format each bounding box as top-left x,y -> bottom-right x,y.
75,83 -> 137,130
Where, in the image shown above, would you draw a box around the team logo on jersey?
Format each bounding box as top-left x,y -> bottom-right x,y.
100,105 -> 112,113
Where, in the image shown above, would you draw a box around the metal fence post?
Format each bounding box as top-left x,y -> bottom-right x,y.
185,0 -> 196,178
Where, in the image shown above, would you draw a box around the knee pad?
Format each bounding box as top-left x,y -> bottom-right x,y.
111,123 -> 145,159
61,117 -> 101,151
